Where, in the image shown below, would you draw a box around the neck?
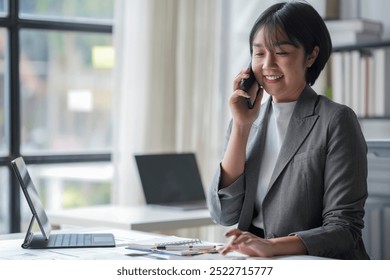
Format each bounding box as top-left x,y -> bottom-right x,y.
273,83 -> 307,103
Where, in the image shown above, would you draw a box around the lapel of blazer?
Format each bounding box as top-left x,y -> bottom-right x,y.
266,85 -> 319,195
238,99 -> 272,230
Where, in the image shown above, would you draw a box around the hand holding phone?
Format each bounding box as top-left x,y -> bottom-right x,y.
240,63 -> 262,109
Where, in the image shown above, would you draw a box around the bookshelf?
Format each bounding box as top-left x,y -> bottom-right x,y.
363,140 -> 390,259
329,40 -> 390,118
331,41 -> 390,259
331,36 -> 390,259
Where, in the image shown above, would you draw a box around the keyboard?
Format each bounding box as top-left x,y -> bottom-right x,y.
48,233 -> 93,247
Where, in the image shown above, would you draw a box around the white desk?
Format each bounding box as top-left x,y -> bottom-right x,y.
1,228 -> 373,280
47,205 -> 214,232
0,227 -> 326,260
0,228 -> 164,260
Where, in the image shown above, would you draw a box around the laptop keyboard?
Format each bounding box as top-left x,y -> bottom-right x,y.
48,234 -> 93,247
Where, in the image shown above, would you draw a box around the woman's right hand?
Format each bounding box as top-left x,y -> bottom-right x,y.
220,68 -> 264,188
229,68 -> 263,127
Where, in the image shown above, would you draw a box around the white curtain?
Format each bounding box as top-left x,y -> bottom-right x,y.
112,0 -> 223,205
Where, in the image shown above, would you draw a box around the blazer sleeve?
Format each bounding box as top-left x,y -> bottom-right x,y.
207,164 -> 245,226
207,120 -> 246,226
292,105 -> 368,258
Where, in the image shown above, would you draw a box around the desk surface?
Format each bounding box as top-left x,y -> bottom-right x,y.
0,228 -> 162,260
47,205 -> 214,232
0,227 -> 326,260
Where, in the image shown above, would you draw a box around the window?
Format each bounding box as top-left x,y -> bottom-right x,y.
19,30 -> 113,154
19,162 -> 112,232
0,167 -> 9,232
0,28 -> 6,157
0,0 -> 6,17
19,0 -> 113,23
0,0 -> 114,234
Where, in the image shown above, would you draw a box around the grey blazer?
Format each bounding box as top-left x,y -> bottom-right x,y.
208,85 -> 370,259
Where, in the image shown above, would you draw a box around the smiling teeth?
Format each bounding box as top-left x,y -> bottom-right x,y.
266,75 -> 283,80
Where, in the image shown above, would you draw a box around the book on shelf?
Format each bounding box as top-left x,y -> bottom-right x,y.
351,51 -> 362,115
331,33 -> 382,48
325,19 -> 383,47
373,48 -> 390,116
343,51 -> 352,109
330,52 -> 344,104
366,54 -> 375,116
325,19 -> 383,34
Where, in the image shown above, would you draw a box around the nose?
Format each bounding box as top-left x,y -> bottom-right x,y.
262,52 -> 276,69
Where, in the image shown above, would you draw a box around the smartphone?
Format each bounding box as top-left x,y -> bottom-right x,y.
240,63 -> 259,109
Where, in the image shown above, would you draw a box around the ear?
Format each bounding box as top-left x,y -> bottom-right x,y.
306,46 -> 319,68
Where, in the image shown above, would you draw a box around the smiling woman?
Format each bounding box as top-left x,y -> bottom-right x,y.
207,1 -> 370,260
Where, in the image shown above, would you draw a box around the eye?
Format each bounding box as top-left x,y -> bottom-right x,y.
254,52 -> 264,57
275,50 -> 288,55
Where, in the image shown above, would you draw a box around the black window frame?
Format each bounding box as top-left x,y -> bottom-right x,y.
0,0 -> 112,233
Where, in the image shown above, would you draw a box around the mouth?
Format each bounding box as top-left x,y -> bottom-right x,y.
264,75 -> 284,81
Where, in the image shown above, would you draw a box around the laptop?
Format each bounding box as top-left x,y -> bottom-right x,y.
11,157 -> 116,249
134,153 -> 207,211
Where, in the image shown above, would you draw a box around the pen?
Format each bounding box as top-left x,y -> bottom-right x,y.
156,245 -> 216,251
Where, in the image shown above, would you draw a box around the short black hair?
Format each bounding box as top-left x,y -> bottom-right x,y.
249,1 -> 332,85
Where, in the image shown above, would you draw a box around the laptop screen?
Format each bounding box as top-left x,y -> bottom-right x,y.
11,157 -> 52,239
135,153 -> 206,205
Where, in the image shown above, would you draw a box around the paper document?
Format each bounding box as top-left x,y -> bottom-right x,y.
126,235 -> 221,256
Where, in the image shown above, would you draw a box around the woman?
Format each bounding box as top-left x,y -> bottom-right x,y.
207,1 -> 370,259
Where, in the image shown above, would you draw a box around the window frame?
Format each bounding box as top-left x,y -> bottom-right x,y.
0,0 -> 113,233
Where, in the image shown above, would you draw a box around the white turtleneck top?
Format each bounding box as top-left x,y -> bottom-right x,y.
252,100 -> 297,229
